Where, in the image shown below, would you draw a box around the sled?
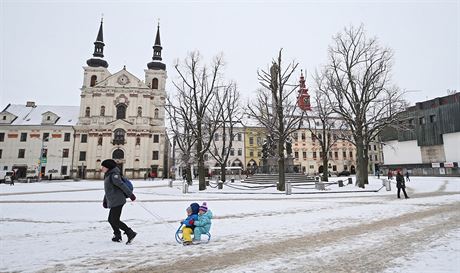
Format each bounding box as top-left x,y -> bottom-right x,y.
175,224 -> 211,244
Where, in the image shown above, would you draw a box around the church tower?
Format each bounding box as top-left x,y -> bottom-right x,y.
82,18 -> 111,89
73,19 -> 169,180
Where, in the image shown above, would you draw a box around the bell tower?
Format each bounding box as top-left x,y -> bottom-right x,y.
145,22 -> 167,91
82,18 -> 111,89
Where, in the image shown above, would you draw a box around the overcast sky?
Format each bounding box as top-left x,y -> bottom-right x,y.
1,0 -> 459,109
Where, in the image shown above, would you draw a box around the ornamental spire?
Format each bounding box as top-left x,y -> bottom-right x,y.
87,17 -> 108,68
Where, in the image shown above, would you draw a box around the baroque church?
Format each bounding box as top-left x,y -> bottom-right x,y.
73,19 -> 169,179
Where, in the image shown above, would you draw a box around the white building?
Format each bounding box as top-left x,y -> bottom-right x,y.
0,102 -> 79,179
73,20 -> 169,179
382,93 -> 460,176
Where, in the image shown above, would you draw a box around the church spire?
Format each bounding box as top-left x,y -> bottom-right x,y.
147,21 -> 166,70
87,18 -> 108,68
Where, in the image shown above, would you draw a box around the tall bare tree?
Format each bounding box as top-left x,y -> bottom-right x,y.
305,90 -> 344,181
165,85 -> 197,185
316,25 -> 406,188
209,82 -> 243,182
247,49 -> 304,191
174,51 -> 226,190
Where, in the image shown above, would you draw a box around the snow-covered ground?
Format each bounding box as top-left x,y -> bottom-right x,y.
0,176 -> 459,273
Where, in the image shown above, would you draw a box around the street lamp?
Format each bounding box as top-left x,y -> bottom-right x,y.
38,135 -> 48,181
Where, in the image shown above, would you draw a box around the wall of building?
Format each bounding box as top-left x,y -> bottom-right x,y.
383,140 -> 422,165
443,132 -> 460,162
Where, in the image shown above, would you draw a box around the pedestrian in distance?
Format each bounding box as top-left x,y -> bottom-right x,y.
101,159 -> 137,244
387,170 -> 393,180
396,170 -> 409,199
405,171 -> 410,182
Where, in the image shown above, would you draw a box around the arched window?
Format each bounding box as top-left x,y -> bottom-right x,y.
116,104 -> 127,119
100,106 -> 105,116
152,78 -> 158,89
90,75 -> 97,87
137,106 -> 142,117
136,136 -> 141,145
154,108 -> 159,119
113,129 -> 125,145
97,136 -> 103,146
112,149 -> 124,159
85,107 -> 90,117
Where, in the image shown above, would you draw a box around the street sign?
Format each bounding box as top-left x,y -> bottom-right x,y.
41,158 -> 47,164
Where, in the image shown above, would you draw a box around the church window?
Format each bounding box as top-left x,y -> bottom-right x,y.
113,129 -> 126,145
137,107 -> 142,117
152,78 -> 158,89
100,106 -> 105,116
154,108 -> 159,119
116,104 -> 127,119
85,107 -> 90,117
112,149 -> 124,159
90,75 -> 97,87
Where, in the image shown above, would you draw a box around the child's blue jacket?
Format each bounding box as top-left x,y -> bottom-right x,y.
182,214 -> 198,227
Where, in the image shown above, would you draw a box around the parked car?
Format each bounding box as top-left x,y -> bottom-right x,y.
337,170 -> 351,177
3,171 -> 14,184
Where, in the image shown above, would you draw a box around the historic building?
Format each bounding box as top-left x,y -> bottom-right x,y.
0,102 -> 79,179
0,20 -> 170,180
73,20 -> 169,179
381,93 -> 460,176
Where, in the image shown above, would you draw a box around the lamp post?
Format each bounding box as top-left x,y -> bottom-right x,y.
38,135 -> 48,181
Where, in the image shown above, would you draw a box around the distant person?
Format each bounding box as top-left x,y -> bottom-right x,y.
387,170 -> 393,180
101,159 -> 137,244
405,171 -> 410,182
396,171 -> 409,199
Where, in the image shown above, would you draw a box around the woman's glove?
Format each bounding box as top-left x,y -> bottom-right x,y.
129,194 -> 136,201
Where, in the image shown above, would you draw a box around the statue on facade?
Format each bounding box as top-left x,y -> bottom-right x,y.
285,137 -> 292,156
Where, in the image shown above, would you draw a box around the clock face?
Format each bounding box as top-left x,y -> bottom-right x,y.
117,75 -> 130,85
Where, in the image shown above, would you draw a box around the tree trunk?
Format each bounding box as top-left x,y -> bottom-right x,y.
196,141 -> 206,191
220,163 -> 226,183
186,165 -> 192,185
355,142 -> 366,188
322,157 -> 329,182
277,138 -> 285,191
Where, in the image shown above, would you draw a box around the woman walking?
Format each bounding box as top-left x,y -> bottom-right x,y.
101,159 -> 137,244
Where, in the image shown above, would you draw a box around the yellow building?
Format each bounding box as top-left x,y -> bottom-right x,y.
244,126 -> 267,172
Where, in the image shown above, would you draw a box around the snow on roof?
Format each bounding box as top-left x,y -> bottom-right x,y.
1,104 -> 80,126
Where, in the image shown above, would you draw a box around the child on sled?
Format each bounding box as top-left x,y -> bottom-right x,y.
193,202 -> 213,243
181,205 -> 198,245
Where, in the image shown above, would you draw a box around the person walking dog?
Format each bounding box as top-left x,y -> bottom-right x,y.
101,159 -> 137,244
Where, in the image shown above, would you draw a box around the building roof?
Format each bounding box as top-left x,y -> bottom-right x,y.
1,103 -> 79,126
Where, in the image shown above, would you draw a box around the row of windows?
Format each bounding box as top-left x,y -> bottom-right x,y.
18,150 -> 162,162
90,76 -> 159,89
0,132 -> 71,142
214,133 -> 243,142
80,131 -> 160,145
294,151 -> 355,160
77,150 -> 160,161
402,115 -> 437,126
84,105 -> 160,119
0,148 -> 71,159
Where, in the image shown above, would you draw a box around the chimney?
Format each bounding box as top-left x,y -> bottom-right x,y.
26,101 -> 36,107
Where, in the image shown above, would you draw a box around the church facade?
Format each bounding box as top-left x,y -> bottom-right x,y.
73,20 -> 169,179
